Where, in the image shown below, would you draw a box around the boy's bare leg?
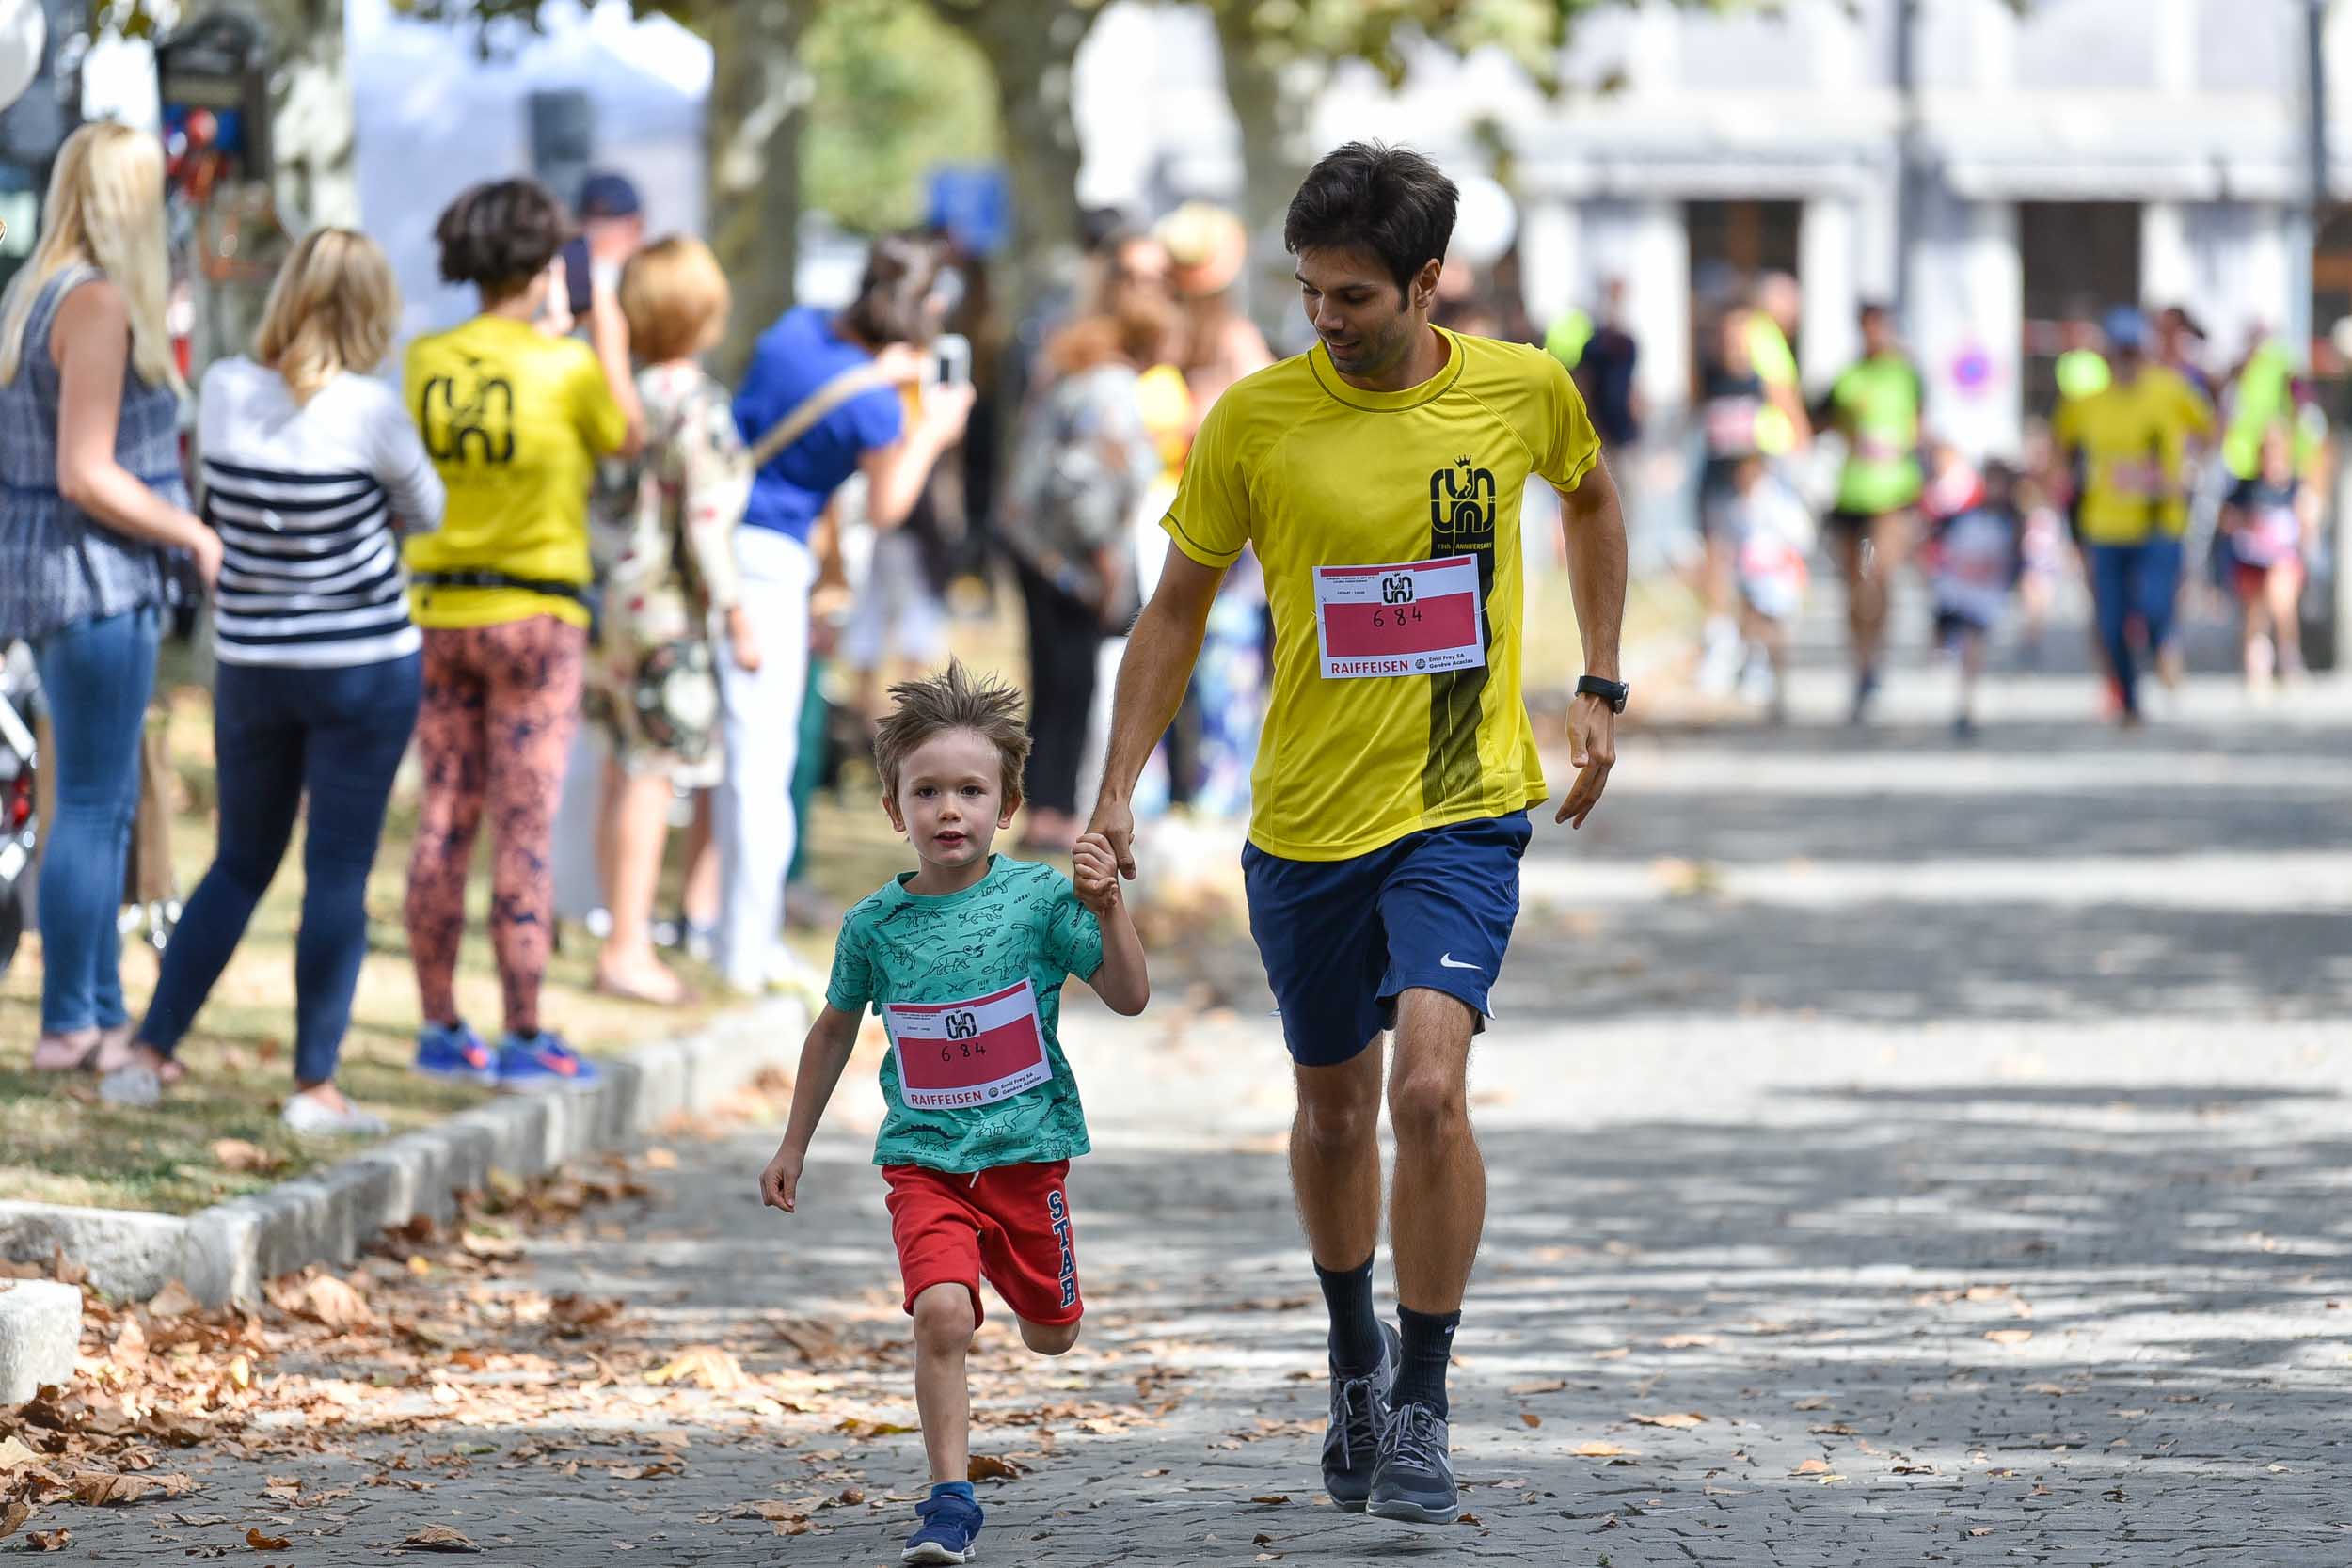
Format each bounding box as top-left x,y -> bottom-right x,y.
912,1283 -> 975,1484
1017,1317 -> 1080,1356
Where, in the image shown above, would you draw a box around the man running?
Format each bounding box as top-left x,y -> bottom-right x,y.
2052,306 -> 2215,723
1820,301 -> 1924,721
1086,141 -> 1629,1526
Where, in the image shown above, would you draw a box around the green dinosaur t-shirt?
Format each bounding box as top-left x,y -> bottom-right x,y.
826,856 -> 1103,1173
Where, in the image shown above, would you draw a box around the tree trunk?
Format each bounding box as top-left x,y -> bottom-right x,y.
1209,5 -> 1311,352
701,0 -> 806,385
925,0 -> 1093,346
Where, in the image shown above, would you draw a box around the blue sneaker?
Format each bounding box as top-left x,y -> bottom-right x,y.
494,1031 -> 600,1093
413,1021 -> 496,1085
901,1485 -> 983,1565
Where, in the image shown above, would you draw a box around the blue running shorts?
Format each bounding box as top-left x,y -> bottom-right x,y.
1241,813 -> 1531,1067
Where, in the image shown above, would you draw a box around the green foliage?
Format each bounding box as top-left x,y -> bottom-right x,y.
801,0 -> 999,235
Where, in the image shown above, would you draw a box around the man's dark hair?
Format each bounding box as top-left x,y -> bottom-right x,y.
843,231 -> 943,347
435,179 -> 571,299
1282,141 -> 1459,293
1858,300 -> 1891,324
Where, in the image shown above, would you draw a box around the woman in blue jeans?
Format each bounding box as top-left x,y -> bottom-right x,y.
100,230 -> 445,1132
0,125 -> 220,1074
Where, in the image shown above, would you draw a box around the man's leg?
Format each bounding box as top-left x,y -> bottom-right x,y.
1862,510 -> 1914,670
1292,1043 -> 1385,1370
1385,987 -> 1481,1416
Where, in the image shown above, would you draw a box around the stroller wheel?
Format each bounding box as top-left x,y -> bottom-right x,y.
0,877 -> 24,979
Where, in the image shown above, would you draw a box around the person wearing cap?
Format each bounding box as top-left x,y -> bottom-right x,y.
565,171 -> 647,321
1155,201 -> 1273,423
2051,305 -> 2215,723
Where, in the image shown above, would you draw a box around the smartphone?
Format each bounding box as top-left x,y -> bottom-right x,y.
932,333 -> 972,388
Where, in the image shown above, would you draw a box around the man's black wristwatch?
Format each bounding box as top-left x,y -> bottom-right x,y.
1576,675 -> 1630,714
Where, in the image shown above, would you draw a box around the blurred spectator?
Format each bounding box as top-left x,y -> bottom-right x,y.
403,177 -> 643,1090
1724,451 -> 1812,722
725,233 -> 973,995
106,230 -> 443,1128
564,170 -> 647,322
1156,201 -> 1274,418
0,124 -> 215,1077
1550,277 -> 1642,451
1924,460 -> 2026,739
586,235 -> 752,1006
1002,277 -> 1171,851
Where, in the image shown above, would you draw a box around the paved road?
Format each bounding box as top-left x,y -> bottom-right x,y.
40,610 -> 2352,1565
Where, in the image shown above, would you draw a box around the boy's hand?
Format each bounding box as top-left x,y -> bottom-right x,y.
1072,832 -> 1122,915
758,1144 -> 805,1213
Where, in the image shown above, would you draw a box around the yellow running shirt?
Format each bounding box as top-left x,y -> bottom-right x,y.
2052,366 -> 2216,546
404,315 -> 629,629
1163,327 -> 1600,862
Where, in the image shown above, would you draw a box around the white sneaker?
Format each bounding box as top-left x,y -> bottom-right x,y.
281,1092 -> 388,1137
1697,618 -> 1742,695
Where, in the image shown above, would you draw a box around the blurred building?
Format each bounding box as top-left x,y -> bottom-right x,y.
1075,0 -> 2352,460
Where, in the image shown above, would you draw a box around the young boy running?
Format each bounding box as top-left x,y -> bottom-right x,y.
757,660 -> 1149,1566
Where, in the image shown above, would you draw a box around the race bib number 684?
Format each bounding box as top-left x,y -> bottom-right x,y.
1313,555 -> 1486,680
882,979 -> 1052,1110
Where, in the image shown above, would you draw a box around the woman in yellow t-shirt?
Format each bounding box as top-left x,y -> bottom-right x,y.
402,178 -> 644,1088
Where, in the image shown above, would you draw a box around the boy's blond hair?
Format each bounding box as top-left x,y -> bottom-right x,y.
874,660 -> 1031,806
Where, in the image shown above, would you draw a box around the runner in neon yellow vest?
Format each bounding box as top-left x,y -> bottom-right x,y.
1821,302 -> 1925,722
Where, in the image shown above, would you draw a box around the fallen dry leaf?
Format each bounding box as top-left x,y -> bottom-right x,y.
1629,1411 -> 1707,1429
1248,1494 -> 1289,1505
148,1280 -> 199,1319
1968,1527 -> 1994,1537
1507,1378 -> 1567,1396
1659,1334 -> 1719,1349
0,1437 -> 40,1470
25,1527 -> 69,1552
69,1470 -> 155,1505
1518,1413 -> 1541,1429
1571,1442 -> 1628,1458
0,1501 -> 30,1540
303,1275 -> 374,1330
644,1347 -> 746,1393
404,1524 -> 482,1552
1794,1458 -> 1830,1475
642,1148 -> 679,1170
1984,1329 -> 2034,1347
966,1455 -> 1027,1482
834,1418 -> 917,1440
209,1139 -> 282,1175
246,1526 -> 291,1550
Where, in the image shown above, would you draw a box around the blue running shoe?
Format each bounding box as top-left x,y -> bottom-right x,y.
1323,1320 -> 1400,1511
413,1020 -> 496,1085
1367,1402 -> 1460,1525
901,1484 -> 983,1565
494,1031 -> 600,1093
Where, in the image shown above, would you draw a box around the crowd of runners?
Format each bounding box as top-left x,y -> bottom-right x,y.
1679,277 -> 2331,733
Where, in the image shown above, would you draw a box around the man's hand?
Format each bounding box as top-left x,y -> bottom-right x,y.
1086,796 -> 1137,879
1554,693 -> 1617,830
757,1143 -> 805,1213
1072,832 -> 1123,915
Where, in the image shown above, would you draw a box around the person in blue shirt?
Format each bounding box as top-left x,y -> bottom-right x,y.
721,234 -> 974,996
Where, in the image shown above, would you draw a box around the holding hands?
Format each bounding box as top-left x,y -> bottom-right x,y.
1071,832 -> 1123,916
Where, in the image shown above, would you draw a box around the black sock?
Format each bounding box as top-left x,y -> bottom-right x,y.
1316,1255 -> 1382,1375
1391,1305 -> 1460,1418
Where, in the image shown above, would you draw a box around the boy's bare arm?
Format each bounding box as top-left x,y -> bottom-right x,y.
758,1005 -> 865,1212
1072,833 -> 1150,1016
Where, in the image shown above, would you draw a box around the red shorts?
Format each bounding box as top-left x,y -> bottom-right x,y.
2233,559 -> 2303,602
882,1160 -> 1082,1330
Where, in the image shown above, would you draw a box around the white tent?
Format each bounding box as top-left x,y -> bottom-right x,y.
348,0 -> 708,345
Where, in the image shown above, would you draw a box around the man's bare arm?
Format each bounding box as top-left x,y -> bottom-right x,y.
1553,453 -> 1629,830
1085,544 -> 1228,876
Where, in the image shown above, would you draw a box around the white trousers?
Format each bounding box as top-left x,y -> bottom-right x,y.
716,527 -> 814,991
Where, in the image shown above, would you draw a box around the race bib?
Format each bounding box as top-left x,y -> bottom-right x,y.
882,980 -> 1052,1111
1313,556 -> 1486,680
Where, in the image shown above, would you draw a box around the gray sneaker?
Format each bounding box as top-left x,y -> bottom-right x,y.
1321,1320 -> 1400,1511
1367,1402 -> 1459,1524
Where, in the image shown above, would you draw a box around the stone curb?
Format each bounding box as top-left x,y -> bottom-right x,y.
0,1279 -> 81,1404
0,995 -> 806,1318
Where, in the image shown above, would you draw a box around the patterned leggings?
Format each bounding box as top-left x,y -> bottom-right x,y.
405,617 -> 586,1037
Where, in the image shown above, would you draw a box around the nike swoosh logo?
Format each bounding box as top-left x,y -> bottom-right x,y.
1438,953 -> 1484,972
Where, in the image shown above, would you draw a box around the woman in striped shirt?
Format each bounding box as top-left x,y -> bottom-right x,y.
101,230 -> 445,1133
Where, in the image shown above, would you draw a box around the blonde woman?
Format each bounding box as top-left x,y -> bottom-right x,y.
586,234 -> 757,1003
0,124 -> 216,1077
99,230 -> 446,1131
